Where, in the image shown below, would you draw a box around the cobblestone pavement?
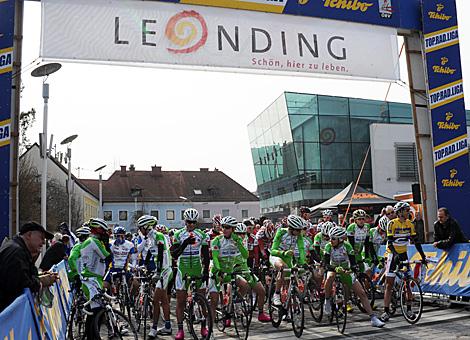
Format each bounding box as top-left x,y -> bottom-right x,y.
131,299 -> 470,339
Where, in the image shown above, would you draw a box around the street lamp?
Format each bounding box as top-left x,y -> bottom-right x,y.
61,134 -> 78,228
31,63 -> 62,230
94,165 -> 107,218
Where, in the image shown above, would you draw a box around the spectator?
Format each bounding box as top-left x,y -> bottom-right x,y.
0,222 -> 58,312
433,207 -> 468,250
414,211 -> 426,244
39,233 -> 68,272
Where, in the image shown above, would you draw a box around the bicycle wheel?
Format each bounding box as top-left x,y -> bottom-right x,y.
143,294 -> 149,339
134,293 -> 143,332
400,277 -> 423,324
335,284 -> 347,334
67,305 -> 86,340
356,273 -> 375,313
215,292 -> 227,332
93,308 -> 138,339
268,279 -> 283,328
306,280 -> 323,323
187,292 -> 213,340
233,298 -> 251,340
290,289 -> 305,338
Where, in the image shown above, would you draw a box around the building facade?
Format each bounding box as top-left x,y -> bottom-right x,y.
248,92 -> 470,216
81,166 -> 259,231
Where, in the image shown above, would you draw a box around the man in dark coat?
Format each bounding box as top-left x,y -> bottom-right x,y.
433,207 -> 468,250
0,222 -> 58,312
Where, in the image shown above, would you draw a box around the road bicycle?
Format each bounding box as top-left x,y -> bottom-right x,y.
133,266 -> 155,339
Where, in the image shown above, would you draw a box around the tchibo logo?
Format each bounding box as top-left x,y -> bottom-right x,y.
433,56 -> 456,75
165,11 -> 208,54
437,112 -> 461,130
442,169 -> 465,188
428,3 -> 452,21
322,0 -> 374,13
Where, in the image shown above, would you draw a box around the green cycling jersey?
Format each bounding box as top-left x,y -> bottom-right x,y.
270,228 -> 306,267
173,228 -> 209,273
211,233 -> 247,274
346,223 -> 370,260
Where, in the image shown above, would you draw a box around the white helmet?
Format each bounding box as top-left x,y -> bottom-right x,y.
137,215 -> 158,230
88,218 -> 109,231
221,216 -> 238,228
76,226 -> 91,236
235,222 -> 247,234
329,226 -> 347,239
378,216 -> 389,232
353,209 -> 367,219
287,215 -> 304,230
183,208 -> 199,222
322,209 -> 333,217
393,201 -> 410,213
322,221 -> 335,236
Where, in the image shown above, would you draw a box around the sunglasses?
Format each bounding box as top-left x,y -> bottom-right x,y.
186,221 -> 197,224
223,225 -> 233,229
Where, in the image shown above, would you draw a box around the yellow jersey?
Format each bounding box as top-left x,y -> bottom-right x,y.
386,218 -> 416,254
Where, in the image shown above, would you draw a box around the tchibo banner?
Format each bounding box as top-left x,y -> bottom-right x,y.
421,0 -> 470,235
40,0 -> 400,81
0,0 -> 14,242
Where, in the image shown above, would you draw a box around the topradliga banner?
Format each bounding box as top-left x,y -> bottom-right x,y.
40,0 -> 400,80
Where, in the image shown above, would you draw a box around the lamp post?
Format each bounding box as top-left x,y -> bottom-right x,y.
94,165 -> 107,218
31,63 -> 62,230
61,134 -> 78,228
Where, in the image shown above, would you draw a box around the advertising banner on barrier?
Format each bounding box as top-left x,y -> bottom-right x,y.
383,244 -> 470,297
0,0 -> 14,241
41,0 -> 400,81
156,0 -> 423,30
421,0 -> 470,237
0,289 -> 40,340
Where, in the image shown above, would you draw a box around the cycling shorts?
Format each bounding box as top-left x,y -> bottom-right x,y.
104,268 -> 132,283
385,252 -> 408,278
175,268 -> 206,291
155,268 -> 173,290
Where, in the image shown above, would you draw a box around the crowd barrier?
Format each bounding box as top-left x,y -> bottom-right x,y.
379,243 -> 470,297
0,260 -> 73,340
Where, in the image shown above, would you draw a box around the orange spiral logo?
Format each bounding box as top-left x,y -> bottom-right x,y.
165,11 -> 208,54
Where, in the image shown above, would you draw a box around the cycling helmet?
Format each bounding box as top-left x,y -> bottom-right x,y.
155,224 -> 167,233
76,226 -> 91,236
183,208 -> 199,222
329,226 -> 347,239
353,209 -> 367,219
221,216 -> 237,228
114,225 -> 126,235
212,214 -> 222,226
137,215 -> 158,230
287,215 -> 304,230
322,209 -> 333,217
88,218 -> 109,231
300,206 -> 311,215
281,216 -> 288,228
322,221 -> 335,236
243,219 -> 255,227
393,201 -> 410,213
263,220 -> 275,238
378,216 -> 389,232
235,222 -> 247,234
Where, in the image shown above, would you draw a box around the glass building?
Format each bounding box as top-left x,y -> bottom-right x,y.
248,92 -> 470,216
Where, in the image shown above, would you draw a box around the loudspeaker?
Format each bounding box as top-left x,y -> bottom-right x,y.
412,183 -> 421,204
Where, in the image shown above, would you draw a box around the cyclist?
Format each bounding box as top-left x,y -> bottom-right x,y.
233,222 -> 271,322
323,226 -> 385,328
104,225 -> 135,291
208,214 -> 223,242
208,216 -> 249,323
270,215 -> 306,306
365,216 -> 388,273
68,224 -> 91,283
347,209 -> 371,272
171,208 -> 210,340
380,201 -> 427,322
322,209 -> 334,224
256,219 -> 276,265
242,219 -> 259,270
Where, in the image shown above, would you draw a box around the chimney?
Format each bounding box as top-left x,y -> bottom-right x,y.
120,165 -> 127,177
151,165 -> 162,177
129,164 -> 135,172
200,168 -> 209,172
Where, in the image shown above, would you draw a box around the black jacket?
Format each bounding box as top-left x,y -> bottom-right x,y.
0,236 -> 41,312
433,217 -> 468,250
40,241 -> 66,271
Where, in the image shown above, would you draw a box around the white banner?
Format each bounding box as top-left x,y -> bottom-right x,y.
40,0 -> 400,80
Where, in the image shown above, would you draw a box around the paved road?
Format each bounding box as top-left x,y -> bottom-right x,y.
131,299 -> 470,339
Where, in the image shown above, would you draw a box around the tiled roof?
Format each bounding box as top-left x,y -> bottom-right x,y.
80,166 -> 259,203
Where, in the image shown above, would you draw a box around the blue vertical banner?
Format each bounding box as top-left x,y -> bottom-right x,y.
0,0 -> 15,240
422,0 -> 470,236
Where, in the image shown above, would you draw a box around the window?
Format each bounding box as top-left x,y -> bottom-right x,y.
395,143 -> 419,181
222,209 -> 229,217
119,211 -> 128,221
242,210 -> 249,219
103,211 -> 112,221
150,210 -> 159,219
166,210 -> 175,220
203,210 -> 210,219
135,210 -> 143,219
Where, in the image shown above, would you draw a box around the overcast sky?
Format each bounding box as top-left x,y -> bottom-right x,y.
20,1 -> 470,192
